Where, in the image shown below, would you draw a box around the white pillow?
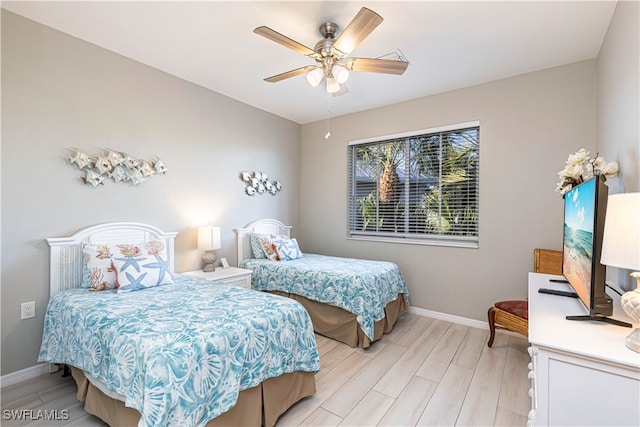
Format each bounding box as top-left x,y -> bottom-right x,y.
83,240 -> 172,291
82,244 -> 117,290
251,233 -> 289,261
273,237 -> 303,261
257,234 -> 280,261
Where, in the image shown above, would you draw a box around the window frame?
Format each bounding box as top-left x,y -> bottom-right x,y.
347,121 -> 480,248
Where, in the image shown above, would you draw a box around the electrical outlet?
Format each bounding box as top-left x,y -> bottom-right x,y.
20,301 -> 35,319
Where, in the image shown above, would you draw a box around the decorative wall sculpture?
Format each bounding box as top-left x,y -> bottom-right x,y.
240,171 -> 282,196
68,148 -> 167,187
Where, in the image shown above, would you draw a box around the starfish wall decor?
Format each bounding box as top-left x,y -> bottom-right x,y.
68,148 -> 168,187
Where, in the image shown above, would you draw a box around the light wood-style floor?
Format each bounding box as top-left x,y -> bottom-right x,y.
1,313 -> 531,426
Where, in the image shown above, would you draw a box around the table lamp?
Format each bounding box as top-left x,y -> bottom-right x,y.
198,225 -> 221,272
600,192 -> 640,353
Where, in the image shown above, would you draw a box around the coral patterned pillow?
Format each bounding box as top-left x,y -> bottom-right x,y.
258,235 -> 280,261
82,244 -> 118,290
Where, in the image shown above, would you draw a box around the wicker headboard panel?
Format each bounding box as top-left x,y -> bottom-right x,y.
46,222 -> 178,297
235,219 -> 292,266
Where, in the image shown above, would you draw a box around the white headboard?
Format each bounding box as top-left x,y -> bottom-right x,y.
46,222 -> 178,297
235,219 -> 292,265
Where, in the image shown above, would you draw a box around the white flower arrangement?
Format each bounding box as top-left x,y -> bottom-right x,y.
555,148 -> 619,195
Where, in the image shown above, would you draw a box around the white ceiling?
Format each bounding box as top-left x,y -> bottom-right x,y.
2,1 -> 617,124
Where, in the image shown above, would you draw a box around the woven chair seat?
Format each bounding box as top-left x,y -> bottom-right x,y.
487,301 -> 528,347
495,300 -> 528,319
487,249 -> 561,347
493,301 -> 528,334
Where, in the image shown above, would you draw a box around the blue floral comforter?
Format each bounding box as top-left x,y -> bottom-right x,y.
240,254 -> 409,340
38,275 -> 320,427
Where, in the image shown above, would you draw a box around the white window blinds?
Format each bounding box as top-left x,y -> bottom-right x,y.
347,122 -> 480,248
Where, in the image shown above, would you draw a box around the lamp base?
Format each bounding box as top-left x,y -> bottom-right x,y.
625,328 -> 640,353
621,273 -> 640,353
202,250 -> 217,272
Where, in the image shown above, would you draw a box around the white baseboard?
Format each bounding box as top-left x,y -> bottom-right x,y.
0,363 -> 57,388
409,306 -> 489,330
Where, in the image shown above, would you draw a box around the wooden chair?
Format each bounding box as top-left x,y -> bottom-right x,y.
487,249 -> 562,347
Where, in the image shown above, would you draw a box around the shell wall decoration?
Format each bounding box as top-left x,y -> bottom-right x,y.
240,171 -> 282,196
68,148 -> 167,187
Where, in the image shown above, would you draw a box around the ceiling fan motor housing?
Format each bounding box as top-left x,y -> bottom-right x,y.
314,38 -> 334,58
319,22 -> 339,39
315,22 -> 341,58
315,22 -> 344,77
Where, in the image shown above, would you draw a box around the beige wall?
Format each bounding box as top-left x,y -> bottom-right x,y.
299,60 -> 598,322
597,0 -> 640,289
1,11 -> 300,375
597,0 -> 639,193
2,2 -> 637,377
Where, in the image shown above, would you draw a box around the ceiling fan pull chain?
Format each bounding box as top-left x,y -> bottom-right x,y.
325,95 -> 331,139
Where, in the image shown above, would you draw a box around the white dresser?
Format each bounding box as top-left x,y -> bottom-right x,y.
527,272 -> 640,426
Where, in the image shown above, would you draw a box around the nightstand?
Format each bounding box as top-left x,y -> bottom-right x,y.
183,267 -> 252,289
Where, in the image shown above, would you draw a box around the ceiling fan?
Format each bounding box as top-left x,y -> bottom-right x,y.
254,7 -> 409,95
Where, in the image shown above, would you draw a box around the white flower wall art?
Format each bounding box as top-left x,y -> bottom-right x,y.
68,148 -> 168,187
240,171 -> 282,196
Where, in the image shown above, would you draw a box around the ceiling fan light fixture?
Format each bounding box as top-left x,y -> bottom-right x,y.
326,77 -> 340,94
332,64 -> 349,84
306,67 -> 324,87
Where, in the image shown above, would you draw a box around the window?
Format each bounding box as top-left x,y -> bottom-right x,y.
348,122 -> 479,248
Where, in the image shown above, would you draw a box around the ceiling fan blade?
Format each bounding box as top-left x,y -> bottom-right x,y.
345,57 -> 409,75
331,7 -> 383,58
264,66 -> 317,83
254,26 -> 319,59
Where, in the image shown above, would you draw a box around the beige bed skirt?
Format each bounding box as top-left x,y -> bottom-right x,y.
70,366 -> 315,427
268,292 -> 408,348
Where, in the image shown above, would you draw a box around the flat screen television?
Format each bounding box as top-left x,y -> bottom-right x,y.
561,175 -> 630,327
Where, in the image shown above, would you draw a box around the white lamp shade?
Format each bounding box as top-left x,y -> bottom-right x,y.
600,193 -> 640,270
306,67 -> 324,87
326,77 -> 340,94
332,64 -> 349,84
197,226 -> 221,251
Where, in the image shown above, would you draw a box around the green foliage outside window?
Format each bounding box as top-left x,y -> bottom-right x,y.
349,125 -> 479,246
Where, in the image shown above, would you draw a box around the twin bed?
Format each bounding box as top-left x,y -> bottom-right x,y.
236,219 -> 409,349
40,222 -> 319,427
39,219 -> 409,426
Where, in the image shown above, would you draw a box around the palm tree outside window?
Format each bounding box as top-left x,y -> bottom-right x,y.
347,121 -> 479,248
